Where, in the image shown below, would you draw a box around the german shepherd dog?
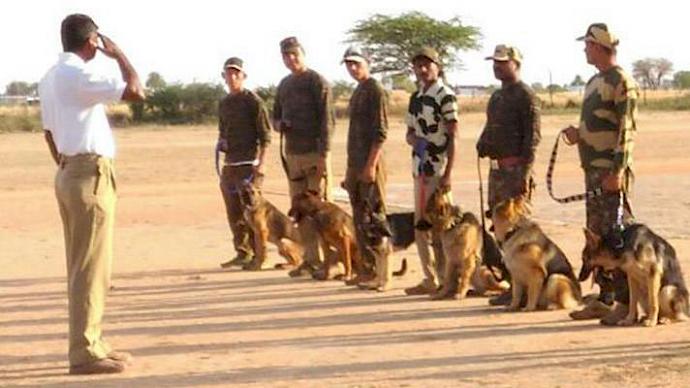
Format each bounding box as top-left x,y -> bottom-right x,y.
289,191 -> 364,281
581,224 -> 689,326
238,184 -> 303,270
492,198 -> 582,311
425,189 -> 510,300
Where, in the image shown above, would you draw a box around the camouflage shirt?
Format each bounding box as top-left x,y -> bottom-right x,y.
405,79 -> 459,177
478,81 -> 541,164
347,77 -> 388,170
273,69 -> 334,155
218,89 -> 271,163
578,66 -> 638,171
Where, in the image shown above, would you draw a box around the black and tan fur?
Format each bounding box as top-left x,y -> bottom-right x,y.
492,198 -> 582,311
238,185 -> 303,269
582,224 -> 689,326
425,189 -> 510,300
289,191 -> 364,281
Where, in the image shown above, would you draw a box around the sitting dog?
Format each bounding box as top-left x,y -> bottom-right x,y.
492,197 -> 581,311
425,189 -> 510,300
289,191 -> 364,281
581,224 -> 689,326
238,184 -> 303,270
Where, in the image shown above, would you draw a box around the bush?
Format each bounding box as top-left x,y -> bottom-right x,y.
130,83 -> 226,124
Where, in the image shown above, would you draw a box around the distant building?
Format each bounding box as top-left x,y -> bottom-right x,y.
0,95 -> 39,105
453,85 -> 489,97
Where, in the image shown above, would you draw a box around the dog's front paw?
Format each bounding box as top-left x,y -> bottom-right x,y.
658,317 -> 672,325
642,317 -> 658,327
617,317 -> 636,327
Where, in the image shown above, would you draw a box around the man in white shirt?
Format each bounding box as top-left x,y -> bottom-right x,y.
39,13 -> 144,375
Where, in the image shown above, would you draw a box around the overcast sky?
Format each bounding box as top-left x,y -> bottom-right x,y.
1,0 -> 687,92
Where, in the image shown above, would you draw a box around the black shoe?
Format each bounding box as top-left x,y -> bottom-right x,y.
288,262 -> 316,278
220,254 -> 253,269
489,291 -> 513,306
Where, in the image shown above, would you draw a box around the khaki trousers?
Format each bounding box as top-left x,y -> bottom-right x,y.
285,152 -> 332,267
55,154 -> 116,366
413,175 -> 447,288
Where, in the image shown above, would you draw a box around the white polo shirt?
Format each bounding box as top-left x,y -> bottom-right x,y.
39,52 -> 126,158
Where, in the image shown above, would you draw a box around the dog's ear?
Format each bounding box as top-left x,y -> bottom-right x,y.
583,228 -> 601,248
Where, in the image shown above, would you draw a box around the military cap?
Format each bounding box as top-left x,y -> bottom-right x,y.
485,44 -> 522,64
341,46 -> 369,64
411,46 -> 440,64
223,57 -> 245,73
280,36 -> 303,54
576,23 -> 619,49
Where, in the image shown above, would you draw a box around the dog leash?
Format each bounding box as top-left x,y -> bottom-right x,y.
545,130 -> 603,203
477,156 -> 487,232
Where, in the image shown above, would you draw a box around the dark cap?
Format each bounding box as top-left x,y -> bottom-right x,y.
411,46 -> 440,64
280,36 -> 303,54
576,23 -> 619,49
341,46 -> 369,64
223,57 -> 245,73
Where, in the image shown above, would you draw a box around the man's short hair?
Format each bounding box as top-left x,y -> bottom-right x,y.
61,14 -> 98,52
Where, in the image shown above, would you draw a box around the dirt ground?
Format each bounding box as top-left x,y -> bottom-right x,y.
2,111 -> 690,387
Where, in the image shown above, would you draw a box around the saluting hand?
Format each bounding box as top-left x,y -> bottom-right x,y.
97,34 -> 123,59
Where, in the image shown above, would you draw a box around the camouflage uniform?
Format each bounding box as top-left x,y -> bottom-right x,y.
343,77 -> 389,275
578,65 -> 639,304
477,80 -> 541,211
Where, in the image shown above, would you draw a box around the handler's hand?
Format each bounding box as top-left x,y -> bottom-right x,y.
602,171 -> 622,192
562,125 -> 579,145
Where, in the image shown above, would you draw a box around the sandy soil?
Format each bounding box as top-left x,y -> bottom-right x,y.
2,111 -> 690,387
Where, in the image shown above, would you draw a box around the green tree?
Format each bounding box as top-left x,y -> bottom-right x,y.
633,58 -> 674,90
5,81 -> 37,96
673,71 -> 690,89
332,80 -> 355,101
346,12 -> 481,75
145,72 -> 167,90
383,74 -> 417,93
570,75 -> 585,87
254,85 -> 277,115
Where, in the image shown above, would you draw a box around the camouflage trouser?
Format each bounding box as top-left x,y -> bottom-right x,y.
344,165 -> 388,274
487,164 -> 534,282
585,167 -> 634,305
220,165 -> 264,258
488,164 -> 534,212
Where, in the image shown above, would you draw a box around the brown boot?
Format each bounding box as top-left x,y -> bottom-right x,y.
69,358 -> 125,375
569,300 -> 612,320
599,303 -> 629,326
404,281 -> 435,296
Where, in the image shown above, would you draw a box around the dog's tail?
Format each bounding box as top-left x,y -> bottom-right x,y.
660,285 -> 690,321
393,258 -> 408,277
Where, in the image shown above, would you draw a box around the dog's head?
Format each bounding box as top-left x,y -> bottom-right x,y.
578,228 -> 622,282
237,182 -> 263,212
288,190 -> 322,223
425,188 -> 459,230
491,197 -> 530,243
